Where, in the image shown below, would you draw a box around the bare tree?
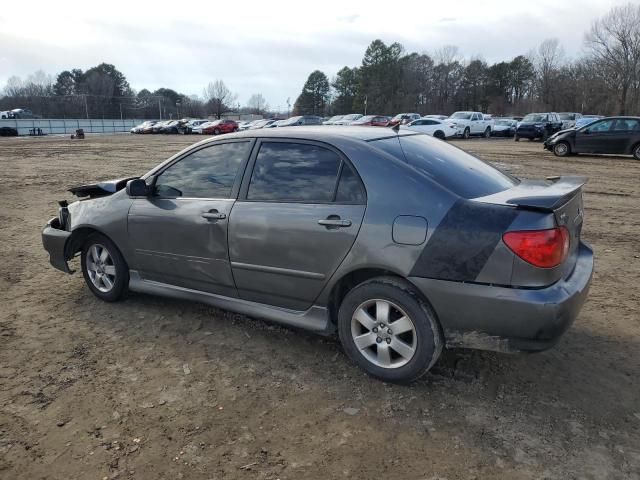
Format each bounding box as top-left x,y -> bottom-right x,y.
3,76 -> 24,97
202,80 -> 237,119
585,3 -> 640,114
536,38 -> 564,108
246,93 -> 268,115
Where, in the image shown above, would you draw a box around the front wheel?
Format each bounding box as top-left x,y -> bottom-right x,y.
553,141 -> 571,157
633,143 -> 640,160
338,277 -> 443,383
514,135 -> 520,142
213,128 -> 221,135
463,127 -> 470,139
81,233 -> 128,302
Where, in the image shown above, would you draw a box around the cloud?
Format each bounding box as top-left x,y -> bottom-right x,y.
0,0 -> 623,108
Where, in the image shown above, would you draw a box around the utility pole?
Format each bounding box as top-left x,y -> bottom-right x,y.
119,103 -> 123,121
364,95 -> 367,116
286,97 -> 291,118
158,98 -> 162,120
84,94 -> 89,119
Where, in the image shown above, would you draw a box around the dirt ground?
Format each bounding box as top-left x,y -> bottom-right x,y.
0,133 -> 639,480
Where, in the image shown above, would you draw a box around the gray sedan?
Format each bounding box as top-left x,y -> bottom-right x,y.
42,127 -> 593,383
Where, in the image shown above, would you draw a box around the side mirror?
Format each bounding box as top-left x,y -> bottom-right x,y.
126,178 -> 149,197
582,129 -> 590,135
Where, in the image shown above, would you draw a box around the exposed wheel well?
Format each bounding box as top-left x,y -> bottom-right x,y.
64,227 -> 113,260
327,269 -> 424,326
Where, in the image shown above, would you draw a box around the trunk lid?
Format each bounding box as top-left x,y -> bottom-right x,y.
475,176 -> 586,277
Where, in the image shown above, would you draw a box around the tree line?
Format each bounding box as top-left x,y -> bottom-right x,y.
0,64 -> 269,120
294,3 -> 640,117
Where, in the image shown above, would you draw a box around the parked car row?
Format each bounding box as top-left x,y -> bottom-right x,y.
0,108 -> 36,119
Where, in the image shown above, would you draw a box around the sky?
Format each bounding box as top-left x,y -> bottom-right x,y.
0,0 -> 633,110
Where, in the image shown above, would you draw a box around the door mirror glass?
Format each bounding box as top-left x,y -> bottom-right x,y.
126,178 -> 149,197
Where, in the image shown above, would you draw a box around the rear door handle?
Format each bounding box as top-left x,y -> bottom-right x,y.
202,211 -> 226,220
318,219 -> 352,227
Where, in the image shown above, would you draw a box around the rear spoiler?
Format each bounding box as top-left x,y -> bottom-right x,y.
68,176 -> 138,198
474,176 -> 587,211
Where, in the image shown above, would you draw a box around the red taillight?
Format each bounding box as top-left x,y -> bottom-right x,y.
503,227 -> 570,268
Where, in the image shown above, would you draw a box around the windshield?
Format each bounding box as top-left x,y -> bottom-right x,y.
495,120 -> 513,126
343,114 -> 361,120
328,115 -> 343,121
353,115 -> 375,123
370,134 -> 517,199
559,113 -> 575,120
450,112 -> 472,120
523,114 -> 547,122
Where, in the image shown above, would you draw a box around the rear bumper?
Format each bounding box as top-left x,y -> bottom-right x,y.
410,242 -> 594,353
42,217 -> 72,273
516,129 -> 543,139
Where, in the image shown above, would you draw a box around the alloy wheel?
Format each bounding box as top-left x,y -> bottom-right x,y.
350,299 -> 417,369
86,244 -> 116,293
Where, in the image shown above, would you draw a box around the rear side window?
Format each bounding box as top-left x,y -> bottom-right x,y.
247,142 -> 341,202
370,135 -> 517,199
335,164 -> 366,204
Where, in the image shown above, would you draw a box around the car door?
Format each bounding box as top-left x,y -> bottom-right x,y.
228,139 -> 366,310
470,113 -> 482,134
610,118 -> 640,153
127,139 -> 254,296
574,119 -> 616,153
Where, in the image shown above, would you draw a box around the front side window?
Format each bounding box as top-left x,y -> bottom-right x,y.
247,142 -> 341,202
155,142 -> 250,198
587,119 -> 614,133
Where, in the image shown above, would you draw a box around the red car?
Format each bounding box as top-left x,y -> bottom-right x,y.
350,115 -> 390,127
202,119 -> 239,135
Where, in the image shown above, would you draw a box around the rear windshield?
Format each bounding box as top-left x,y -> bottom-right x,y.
370,134 -> 517,199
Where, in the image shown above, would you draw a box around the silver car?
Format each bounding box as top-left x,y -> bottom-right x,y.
42,127 -> 593,383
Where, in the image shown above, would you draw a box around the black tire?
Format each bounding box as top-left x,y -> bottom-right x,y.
213,128 -> 221,135
484,127 -> 491,138
463,127 -> 470,139
633,143 -> 640,160
542,130 -> 549,141
80,233 -> 129,302
553,141 -> 571,157
433,130 -> 445,140
514,135 -> 520,142
337,277 -> 443,383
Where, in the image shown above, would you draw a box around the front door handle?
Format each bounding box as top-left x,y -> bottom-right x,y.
202,210 -> 226,220
318,218 -> 352,228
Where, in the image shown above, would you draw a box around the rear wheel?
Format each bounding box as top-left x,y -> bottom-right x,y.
213,128 -> 221,135
484,127 -> 491,138
433,130 -> 445,140
633,143 -> 640,160
81,233 -> 128,302
338,277 -> 443,383
463,127 -> 470,139
514,135 -> 520,142
553,141 -> 571,157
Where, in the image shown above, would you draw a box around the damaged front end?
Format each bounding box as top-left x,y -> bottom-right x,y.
42,177 -> 137,273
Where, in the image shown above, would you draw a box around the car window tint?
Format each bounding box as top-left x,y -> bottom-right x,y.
155,142 -> 250,198
370,135 -> 517,199
613,119 -> 640,131
588,120 -> 614,133
335,164 -> 366,204
248,142 -> 341,202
